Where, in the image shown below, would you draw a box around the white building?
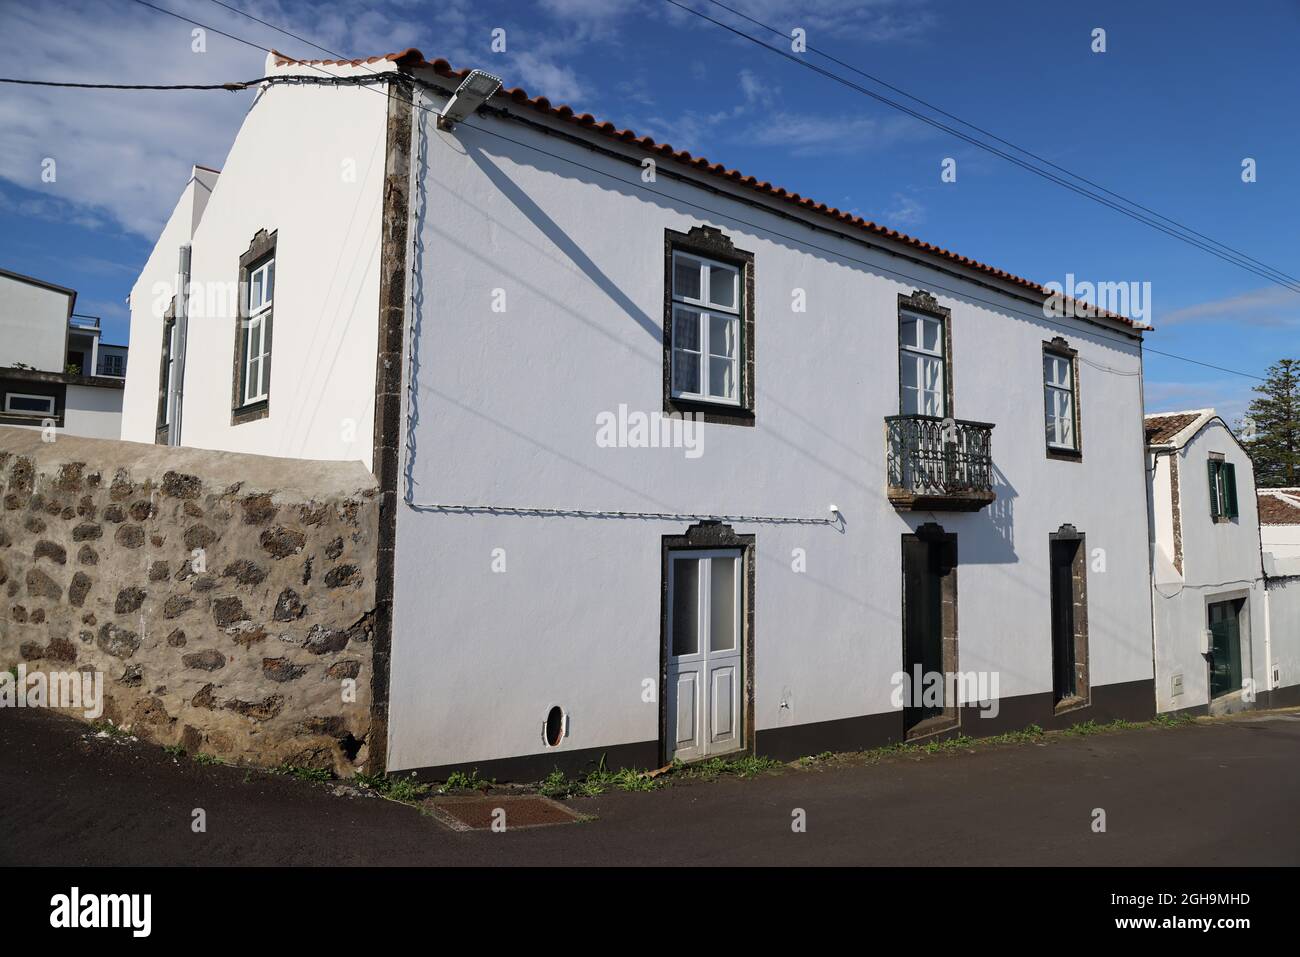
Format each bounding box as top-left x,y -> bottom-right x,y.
1259,489 -> 1300,559
1144,410 -> 1273,715
122,49 -> 1157,779
0,267 -> 126,439
1258,489 -> 1300,707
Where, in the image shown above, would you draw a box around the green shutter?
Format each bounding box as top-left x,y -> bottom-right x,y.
1207,459 -> 1220,518
1224,463 -> 1239,518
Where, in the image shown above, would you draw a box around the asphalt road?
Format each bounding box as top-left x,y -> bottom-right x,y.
3,707 -> 1298,866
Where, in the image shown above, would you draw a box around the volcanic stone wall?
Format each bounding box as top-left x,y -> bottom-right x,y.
0,426 -> 379,775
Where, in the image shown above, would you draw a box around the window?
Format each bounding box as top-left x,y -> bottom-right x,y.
663,226 -> 754,425
156,305 -> 176,443
4,393 -> 55,415
99,353 -> 126,377
242,257 -> 274,405
232,229 -> 276,424
899,311 -> 946,416
671,251 -> 740,404
1208,458 -> 1239,520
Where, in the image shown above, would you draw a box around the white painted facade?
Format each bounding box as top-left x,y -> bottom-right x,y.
384,68 -> 1155,774
119,54 -> 1161,777
1146,412 -> 1268,714
0,270 -> 71,372
122,55 -> 389,467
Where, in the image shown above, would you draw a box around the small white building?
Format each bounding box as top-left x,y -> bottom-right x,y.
1144,410 -> 1271,714
0,267 -> 126,439
122,49 -> 1159,779
1258,489 -> 1300,707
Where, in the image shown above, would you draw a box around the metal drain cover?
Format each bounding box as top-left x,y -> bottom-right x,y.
424,794 -> 588,831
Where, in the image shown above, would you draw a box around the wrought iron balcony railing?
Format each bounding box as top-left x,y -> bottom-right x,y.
885,414 -> 996,511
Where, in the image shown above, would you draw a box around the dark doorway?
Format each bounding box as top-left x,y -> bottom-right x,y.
1050,538 -> 1080,702
901,529 -> 956,734
1208,599 -> 1244,700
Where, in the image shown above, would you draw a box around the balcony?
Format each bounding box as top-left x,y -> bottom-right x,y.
885,415 -> 996,512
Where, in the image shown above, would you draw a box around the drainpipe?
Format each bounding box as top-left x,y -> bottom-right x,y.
167,244 -> 191,446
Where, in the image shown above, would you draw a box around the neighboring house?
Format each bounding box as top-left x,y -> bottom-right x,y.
0,267 -> 126,439
122,49 -> 1156,779
1258,488 -> 1300,704
1258,489 -> 1300,559
1144,410 -> 1271,715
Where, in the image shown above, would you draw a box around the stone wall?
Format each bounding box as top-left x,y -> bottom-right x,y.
0,426 -> 379,775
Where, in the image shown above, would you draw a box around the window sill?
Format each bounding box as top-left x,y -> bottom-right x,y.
665,395 -> 754,427
231,399 -> 269,426
1045,446 -> 1082,462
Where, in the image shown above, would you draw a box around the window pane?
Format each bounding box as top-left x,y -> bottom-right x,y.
265,261 -> 275,300
673,306 -> 700,351
248,318 -> 262,356
708,264 -> 736,309
900,314 -> 919,349
250,271 -> 262,310
673,256 -> 701,300
708,356 -> 736,399
673,350 -> 701,394
900,354 -> 919,391
710,557 -> 737,652
708,314 -> 736,358
1045,406 -> 1057,444
922,355 -> 942,393
246,357 -> 261,401
8,395 -> 53,413
672,558 -> 700,656
921,318 -> 941,353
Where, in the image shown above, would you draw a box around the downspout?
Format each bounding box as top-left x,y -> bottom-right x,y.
167,243 -> 192,446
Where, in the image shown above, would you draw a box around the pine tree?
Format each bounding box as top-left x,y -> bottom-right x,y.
1243,358 -> 1300,486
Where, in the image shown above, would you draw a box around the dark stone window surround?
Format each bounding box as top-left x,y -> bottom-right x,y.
1043,336 -> 1083,462
659,521 -> 757,765
897,290 -> 955,417
901,522 -> 960,740
663,226 -> 755,427
231,228 -> 276,426
155,297 -> 175,445
1049,523 -> 1091,714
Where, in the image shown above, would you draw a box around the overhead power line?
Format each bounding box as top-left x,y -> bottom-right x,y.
50,0 -> 1258,381
659,0 -> 1300,296
694,0 -> 1300,290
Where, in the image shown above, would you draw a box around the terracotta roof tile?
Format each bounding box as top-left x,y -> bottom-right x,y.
1144,412 -> 1201,445
269,47 -> 1147,331
1258,492 -> 1300,525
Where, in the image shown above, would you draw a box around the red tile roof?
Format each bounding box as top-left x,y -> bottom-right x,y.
1144,412 -> 1202,445
1258,492 -> 1300,525
268,47 -> 1146,331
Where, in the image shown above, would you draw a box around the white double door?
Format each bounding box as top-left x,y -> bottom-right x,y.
667,549 -> 743,763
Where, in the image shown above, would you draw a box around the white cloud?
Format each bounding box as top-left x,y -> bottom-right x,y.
1160,286 -> 1300,327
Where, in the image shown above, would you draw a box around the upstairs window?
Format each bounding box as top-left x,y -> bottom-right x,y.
671,251 -> 740,405
243,257 -> 274,405
1043,352 -> 1076,450
1208,458 -> 1239,520
233,229 -> 276,424
899,311 -> 945,417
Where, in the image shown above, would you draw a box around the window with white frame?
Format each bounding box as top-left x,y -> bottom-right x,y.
671,251 -> 740,404
1044,352 -> 1077,450
899,310 -> 945,416
4,393 -> 55,415
242,257 -> 274,405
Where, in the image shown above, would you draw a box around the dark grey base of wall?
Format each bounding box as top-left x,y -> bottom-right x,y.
1259,683 -> 1300,710
403,739 -> 660,784
756,678 -> 1156,761
398,679 -> 1156,783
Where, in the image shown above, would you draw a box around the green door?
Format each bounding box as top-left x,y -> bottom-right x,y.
1208,600 -> 1243,700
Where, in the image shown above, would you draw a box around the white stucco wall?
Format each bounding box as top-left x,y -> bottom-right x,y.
1149,419 -> 1267,712
1264,576 -> 1300,692
123,57 -> 389,467
0,273 -> 72,373
63,384 -> 123,439
386,82 -> 1155,772
1262,523 -> 1300,558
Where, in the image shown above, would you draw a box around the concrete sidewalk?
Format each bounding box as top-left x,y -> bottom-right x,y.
3,707 -> 1298,866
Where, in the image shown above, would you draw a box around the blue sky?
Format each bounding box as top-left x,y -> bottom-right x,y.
2,0 -> 1296,423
